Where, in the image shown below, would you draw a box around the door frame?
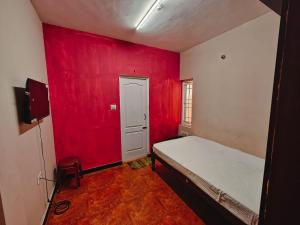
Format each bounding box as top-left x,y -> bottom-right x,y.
119,75 -> 150,162
259,1 -> 300,224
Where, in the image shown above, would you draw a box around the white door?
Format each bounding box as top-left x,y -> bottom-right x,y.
120,77 -> 149,162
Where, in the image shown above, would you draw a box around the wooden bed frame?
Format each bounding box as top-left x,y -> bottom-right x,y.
151,152 -> 246,225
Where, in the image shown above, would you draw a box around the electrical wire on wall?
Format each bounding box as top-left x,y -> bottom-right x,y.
37,120 -> 70,215
37,121 -> 49,201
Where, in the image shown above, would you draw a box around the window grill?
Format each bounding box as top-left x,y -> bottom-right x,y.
182,80 -> 193,126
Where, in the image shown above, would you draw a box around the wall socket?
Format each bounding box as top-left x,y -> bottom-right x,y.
37,171 -> 42,185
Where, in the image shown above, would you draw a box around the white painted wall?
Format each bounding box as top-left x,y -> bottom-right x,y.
180,12 -> 280,158
0,0 -> 56,224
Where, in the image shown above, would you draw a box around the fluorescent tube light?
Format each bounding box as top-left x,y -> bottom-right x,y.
136,0 -> 161,31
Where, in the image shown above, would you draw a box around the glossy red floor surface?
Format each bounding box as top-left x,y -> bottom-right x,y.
46,163 -> 206,225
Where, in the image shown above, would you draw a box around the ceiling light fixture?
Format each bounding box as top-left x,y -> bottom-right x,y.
136,0 -> 162,31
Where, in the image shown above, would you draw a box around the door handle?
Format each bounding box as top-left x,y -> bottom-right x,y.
144,113 -> 147,120
142,126 -> 147,129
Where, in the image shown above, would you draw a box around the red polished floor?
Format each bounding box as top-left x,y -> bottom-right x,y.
46,163 -> 206,225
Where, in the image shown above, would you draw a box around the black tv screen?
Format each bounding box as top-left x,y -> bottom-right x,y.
24,78 -> 50,123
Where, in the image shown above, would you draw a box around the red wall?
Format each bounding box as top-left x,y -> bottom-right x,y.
43,24 -> 181,170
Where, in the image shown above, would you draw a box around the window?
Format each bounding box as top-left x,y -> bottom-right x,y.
182,80 -> 193,126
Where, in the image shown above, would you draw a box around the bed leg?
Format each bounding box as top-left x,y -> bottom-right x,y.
151,153 -> 156,171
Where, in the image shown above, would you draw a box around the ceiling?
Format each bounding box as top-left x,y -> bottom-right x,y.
31,0 -> 270,52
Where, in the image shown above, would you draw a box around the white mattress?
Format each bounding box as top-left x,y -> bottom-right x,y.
153,136 -> 265,225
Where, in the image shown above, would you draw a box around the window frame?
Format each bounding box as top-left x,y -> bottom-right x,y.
181,79 -> 193,127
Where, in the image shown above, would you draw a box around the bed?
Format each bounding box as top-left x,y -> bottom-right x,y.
152,136 -> 265,225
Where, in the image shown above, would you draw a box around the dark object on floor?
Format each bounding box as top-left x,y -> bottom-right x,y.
57,156 -> 82,189
52,200 -> 71,215
128,157 -> 152,169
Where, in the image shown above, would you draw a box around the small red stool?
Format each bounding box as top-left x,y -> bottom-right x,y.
57,157 -> 82,189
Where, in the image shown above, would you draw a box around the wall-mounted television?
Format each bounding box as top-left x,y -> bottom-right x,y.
24,78 -> 50,124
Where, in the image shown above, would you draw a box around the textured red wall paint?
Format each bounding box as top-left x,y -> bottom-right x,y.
43,24 -> 181,170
